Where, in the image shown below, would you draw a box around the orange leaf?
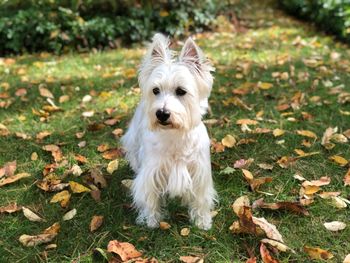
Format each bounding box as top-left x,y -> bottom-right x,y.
90,215 -> 104,232
260,243 -> 279,263
296,130 -> 317,139
0,172 -> 31,187
344,168 -> 350,186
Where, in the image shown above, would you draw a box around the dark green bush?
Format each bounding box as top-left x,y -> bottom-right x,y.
0,0 -> 221,55
280,0 -> 350,42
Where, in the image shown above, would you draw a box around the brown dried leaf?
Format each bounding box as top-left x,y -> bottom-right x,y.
19,234 -> 57,247
107,159 -> 119,175
74,154 -> 88,164
36,180 -> 69,192
102,148 -> 123,160
159,221 -> 171,230
261,238 -> 294,253
236,119 -> 258,125
90,168 -> 107,188
90,215 -> 104,232
252,198 -> 309,215
97,144 -> 110,152
39,86 -> 54,98
344,168 -> 350,186
1,160 -> 17,178
0,172 -> 31,187
107,240 -> 142,261
179,256 -> 203,263
180,227 -> 190,237
253,217 -> 284,243
0,203 -> 22,213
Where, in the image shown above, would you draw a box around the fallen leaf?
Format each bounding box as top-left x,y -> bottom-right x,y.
19,234 -> 57,247
329,155 -> 348,166
258,82 -> 273,90
258,163 -> 274,170
179,256 -> 203,263
180,228 -> 190,237
252,198 -> 309,216
22,207 -> 45,222
246,257 -> 257,263
323,221 -> 346,232
344,168 -> 350,186
260,243 -> 279,263
277,156 -> 296,168
63,209 -> 77,221
159,221 -> 171,230
0,123 -> 10,136
344,254 -> 350,263
36,131 -> 52,140
36,180 -> 69,192
296,130 -> 317,139
107,240 -> 142,261
0,203 -> 22,213
31,152 -> 38,161
0,172 -> 31,187
90,215 -> 104,232
330,196 -> 347,208
112,128 -> 123,137
97,144 -> 110,152
303,246 -> 334,260
234,158 -> 254,169
50,190 -> 71,208
221,135 -> 236,148
39,86 -> 54,98
74,154 -> 88,164
69,181 -> 91,193
0,160 -> 16,177
252,217 -> 284,243
71,164 -> 83,176
236,119 -> 258,125
261,238 -> 294,253
19,222 -> 60,247
102,148 -> 123,160
107,159 -> 119,174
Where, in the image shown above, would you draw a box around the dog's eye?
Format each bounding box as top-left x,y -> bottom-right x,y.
152,87 -> 160,95
175,87 -> 187,96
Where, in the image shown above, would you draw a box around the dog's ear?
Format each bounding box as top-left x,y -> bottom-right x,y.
139,33 -> 172,88
179,37 -> 214,107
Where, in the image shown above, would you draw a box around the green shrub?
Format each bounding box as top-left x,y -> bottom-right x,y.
280,0 -> 350,42
0,0 -> 221,55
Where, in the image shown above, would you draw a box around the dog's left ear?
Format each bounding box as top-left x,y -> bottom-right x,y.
179,37 -> 214,102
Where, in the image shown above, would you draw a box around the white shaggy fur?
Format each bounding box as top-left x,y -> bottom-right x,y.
121,33 -> 216,230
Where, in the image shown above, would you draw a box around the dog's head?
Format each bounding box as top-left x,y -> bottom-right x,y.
138,33 -> 214,131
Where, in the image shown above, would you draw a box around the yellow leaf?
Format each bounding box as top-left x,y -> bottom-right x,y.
329,155 -> 348,166
221,135 -> 236,148
107,159 -> 119,174
304,246 -> 334,260
258,82 -> 273,90
0,173 -> 31,187
50,190 -> 71,208
69,181 -> 91,193
296,130 -> 317,139
273,128 -> 285,137
180,227 -> 190,237
159,10 -> 169,17
241,169 -> 254,180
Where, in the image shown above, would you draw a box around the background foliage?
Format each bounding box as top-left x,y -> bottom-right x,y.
280,0 -> 350,42
0,0 -> 221,55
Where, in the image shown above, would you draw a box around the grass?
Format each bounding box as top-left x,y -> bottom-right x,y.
1,1 -> 350,262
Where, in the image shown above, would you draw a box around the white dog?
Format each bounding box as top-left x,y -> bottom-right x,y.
121,33 -> 216,230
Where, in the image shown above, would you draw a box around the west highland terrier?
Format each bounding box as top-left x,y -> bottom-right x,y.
121,33 -> 216,230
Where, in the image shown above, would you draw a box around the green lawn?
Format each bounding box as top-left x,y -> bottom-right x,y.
1,1 -> 350,262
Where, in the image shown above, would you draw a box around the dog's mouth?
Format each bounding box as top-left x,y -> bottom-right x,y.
158,121 -> 171,126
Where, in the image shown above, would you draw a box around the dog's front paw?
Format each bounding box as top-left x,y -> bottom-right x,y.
136,214 -> 160,228
191,212 -> 212,230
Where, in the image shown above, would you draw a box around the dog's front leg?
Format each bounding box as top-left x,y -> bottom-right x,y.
187,156 -> 216,230
132,167 -> 162,228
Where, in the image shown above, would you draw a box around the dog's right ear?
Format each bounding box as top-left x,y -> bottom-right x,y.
139,33 -> 172,88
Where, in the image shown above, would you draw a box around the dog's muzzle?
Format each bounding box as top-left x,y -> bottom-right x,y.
156,109 -> 170,125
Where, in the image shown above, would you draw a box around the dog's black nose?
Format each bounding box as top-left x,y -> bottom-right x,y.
156,109 -> 170,122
